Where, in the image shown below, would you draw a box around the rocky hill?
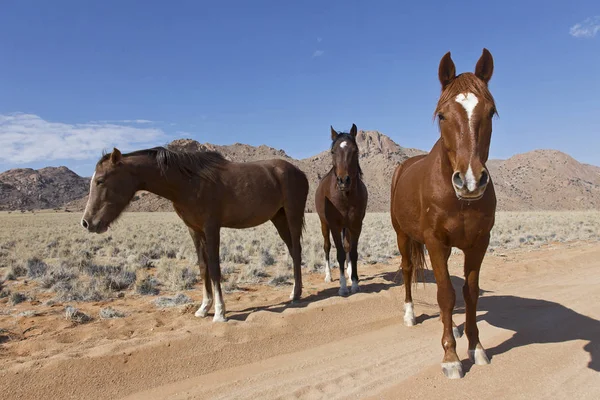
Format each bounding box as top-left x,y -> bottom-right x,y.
0,166 -> 89,211
4,132 -> 600,213
487,150 -> 600,211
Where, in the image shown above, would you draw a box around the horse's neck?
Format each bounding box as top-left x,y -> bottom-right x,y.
131,156 -> 184,202
429,139 -> 454,178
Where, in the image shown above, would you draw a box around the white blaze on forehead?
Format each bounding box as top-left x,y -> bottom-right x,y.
465,164 -> 477,192
455,92 -> 479,133
89,171 -> 96,191
83,171 -> 96,216
339,141 -> 348,148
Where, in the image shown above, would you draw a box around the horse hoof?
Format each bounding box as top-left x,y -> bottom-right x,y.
195,309 -> 209,318
404,316 -> 416,326
350,282 -> 360,294
441,361 -> 464,379
212,315 -> 228,323
338,287 -> 349,296
453,326 -> 462,339
469,347 -> 490,365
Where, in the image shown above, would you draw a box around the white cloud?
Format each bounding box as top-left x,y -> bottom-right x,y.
0,113 -> 168,164
570,16 -> 600,38
312,50 -> 324,58
91,119 -> 156,124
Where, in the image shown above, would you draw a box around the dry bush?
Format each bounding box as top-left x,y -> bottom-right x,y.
99,307 -> 126,319
9,292 -> 27,305
156,259 -> 198,291
153,293 -> 192,308
65,305 -> 92,324
0,210 -> 598,305
135,275 -> 160,296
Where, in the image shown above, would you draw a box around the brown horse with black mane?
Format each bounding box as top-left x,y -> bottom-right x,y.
315,124 -> 368,295
391,49 -> 498,379
81,146 -> 308,322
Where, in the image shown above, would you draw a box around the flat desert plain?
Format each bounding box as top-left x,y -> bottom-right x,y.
1,211 -> 599,399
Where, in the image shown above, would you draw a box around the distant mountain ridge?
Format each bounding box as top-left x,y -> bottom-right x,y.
2,131 -> 599,212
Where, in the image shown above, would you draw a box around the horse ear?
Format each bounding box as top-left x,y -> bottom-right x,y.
475,48 -> 494,84
438,51 -> 456,89
349,123 -> 358,138
330,125 -> 338,141
110,148 -> 122,164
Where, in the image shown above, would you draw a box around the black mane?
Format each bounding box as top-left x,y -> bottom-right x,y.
98,146 -> 228,182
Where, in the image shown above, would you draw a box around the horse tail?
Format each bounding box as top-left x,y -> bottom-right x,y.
409,239 -> 427,287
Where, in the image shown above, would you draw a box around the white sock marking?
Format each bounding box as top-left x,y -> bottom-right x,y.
347,256 -> 352,279
324,259 -> 331,282
82,171 -> 96,218
404,302 -> 416,326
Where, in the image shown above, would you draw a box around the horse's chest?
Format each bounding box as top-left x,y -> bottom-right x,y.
435,209 -> 494,247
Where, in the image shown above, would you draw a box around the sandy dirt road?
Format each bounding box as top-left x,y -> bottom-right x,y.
2,242 -> 600,399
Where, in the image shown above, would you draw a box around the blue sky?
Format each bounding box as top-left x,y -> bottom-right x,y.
1,1 -> 599,177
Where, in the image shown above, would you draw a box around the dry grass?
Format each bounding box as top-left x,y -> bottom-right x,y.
0,210 -> 598,311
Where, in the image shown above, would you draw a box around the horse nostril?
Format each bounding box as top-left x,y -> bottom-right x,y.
81,219 -> 89,229
452,171 -> 464,189
344,176 -> 351,185
479,170 -> 489,187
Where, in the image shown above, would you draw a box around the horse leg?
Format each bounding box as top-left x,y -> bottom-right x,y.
320,219 -> 332,282
271,209 -> 301,301
205,225 -> 227,322
426,238 -> 462,379
330,227 -> 348,296
342,229 -> 353,284
349,228 -> 361,294
284,206 -> 304,301
189,228 -> 213,318
440,309 -> 462,339
396,229 -> 416,326
463,235 -> 491,366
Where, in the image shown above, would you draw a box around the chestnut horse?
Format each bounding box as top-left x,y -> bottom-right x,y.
315,124 -> 368,295
81,146 -> 308,322
391,49 -> 498,379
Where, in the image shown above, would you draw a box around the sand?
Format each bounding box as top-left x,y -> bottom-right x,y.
2,241 -> 599,399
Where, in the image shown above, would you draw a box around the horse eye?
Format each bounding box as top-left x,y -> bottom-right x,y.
96,178 -> 104,185
489,108 -> 496,118
438,113 -> 445,121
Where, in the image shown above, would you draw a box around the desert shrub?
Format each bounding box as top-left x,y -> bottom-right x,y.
156,260 -> 197,291
26,257 -> 48,278
9,292 -> 28,305
65,306 -> 92,324
38,262 -> 79,289
99,307 -> 126,319
135,275 -> 160,295
237,264 -> 269,284
260,248 -> 276,267
269,272 -> 293,286
102,269 -> 137,291
4,260 -> 27,280
53,278 -> 108,302
153,293 -> 192,308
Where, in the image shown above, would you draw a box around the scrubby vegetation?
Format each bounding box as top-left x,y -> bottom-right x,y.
0,210 -> 598,314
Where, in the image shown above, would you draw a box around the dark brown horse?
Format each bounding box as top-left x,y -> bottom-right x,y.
390,49 -> 498,379
81,146 -> 308,322
315,124 -> 368,295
